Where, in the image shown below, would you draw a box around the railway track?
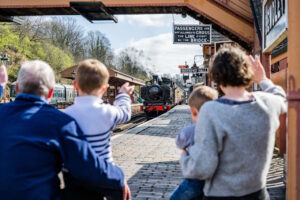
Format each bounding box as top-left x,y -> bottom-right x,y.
112,113 -> 148,135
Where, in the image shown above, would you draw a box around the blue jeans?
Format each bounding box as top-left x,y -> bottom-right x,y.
169,179 -> 205,200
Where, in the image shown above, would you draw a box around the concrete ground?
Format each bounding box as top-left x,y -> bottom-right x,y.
111,105 -> 286,200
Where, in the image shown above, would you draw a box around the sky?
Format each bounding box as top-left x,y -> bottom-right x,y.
62,14 -> 203,75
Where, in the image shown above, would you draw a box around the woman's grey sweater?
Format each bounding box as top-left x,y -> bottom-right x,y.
180,79 -> 287,197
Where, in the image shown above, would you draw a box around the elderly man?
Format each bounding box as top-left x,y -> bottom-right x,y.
0,65 -> 7,100
0,60 -> 130,200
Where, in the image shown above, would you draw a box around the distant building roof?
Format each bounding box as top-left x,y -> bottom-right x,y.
60,66 -> 145,86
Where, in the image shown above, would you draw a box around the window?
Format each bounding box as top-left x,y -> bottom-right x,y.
110,86 -> 115,97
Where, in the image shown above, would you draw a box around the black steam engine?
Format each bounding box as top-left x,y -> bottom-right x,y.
140,75 -> 177,117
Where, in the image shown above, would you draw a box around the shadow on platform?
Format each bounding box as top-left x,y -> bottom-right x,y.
128,161 -> 182,199
127,155 -> 286,200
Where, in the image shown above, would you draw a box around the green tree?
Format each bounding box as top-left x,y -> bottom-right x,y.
85,31 -> 114,68
0,23 -> 75,82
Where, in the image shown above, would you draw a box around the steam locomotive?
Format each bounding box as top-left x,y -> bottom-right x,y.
140,75 -> 180,117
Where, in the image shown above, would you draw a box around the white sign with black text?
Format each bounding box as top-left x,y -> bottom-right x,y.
263,0 -> 288,52
173,24 -> 211,44
180,68 -> 208,74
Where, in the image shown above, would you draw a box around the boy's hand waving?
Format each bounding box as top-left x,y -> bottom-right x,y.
120,82 -> 135,96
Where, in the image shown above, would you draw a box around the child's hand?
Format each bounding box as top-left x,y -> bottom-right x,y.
248,55 -> 267,83
120,82 -> 135,96
181,149 -> 187,156
0,65 -> 8,85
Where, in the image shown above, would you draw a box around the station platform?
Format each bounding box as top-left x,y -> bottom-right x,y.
111,105 -> 286,200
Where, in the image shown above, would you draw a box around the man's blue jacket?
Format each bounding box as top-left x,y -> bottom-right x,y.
0,93 -> 124,200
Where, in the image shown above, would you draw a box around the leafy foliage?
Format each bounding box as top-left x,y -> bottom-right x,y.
0,22 -> 75,82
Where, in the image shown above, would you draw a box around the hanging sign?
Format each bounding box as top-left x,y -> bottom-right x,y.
173,24 -> 211,44
180,68 -> 208,74
263,0 -> 288,53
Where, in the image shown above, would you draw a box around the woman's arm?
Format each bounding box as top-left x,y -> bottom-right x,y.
249,55 -> 287,114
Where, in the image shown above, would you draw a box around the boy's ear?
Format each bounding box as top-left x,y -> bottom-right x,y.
103,84 -> 109,91
100,84 -> 109,93
190,107 -> 199,116
190,107 -> 199,123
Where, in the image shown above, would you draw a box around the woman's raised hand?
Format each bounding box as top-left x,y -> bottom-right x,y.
248,55 -> 267,83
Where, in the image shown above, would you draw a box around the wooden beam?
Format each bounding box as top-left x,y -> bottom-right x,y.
271,52 -> 287,65
0,0 -> 183,8
287,0 -> 300,199
186,0 -> 253,44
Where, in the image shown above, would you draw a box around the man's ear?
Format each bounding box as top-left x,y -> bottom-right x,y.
47,88 -> 54,101
16,83 -> 19,94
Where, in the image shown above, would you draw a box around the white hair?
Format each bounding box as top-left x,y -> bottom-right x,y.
17,60 -> 55,97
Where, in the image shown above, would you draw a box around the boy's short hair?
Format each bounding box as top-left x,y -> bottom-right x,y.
188,86 -> 218,110
210,45 -> 254,87
76,59 -> 109,94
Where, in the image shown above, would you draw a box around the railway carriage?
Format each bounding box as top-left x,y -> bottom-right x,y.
10,83 -> 76,108
65,84 -> 75,104
50,84 -> 65,105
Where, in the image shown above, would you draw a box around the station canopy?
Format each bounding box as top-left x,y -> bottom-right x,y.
0,0 -> 254,50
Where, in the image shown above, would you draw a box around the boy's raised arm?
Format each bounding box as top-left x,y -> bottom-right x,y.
110,83 -> 134,129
